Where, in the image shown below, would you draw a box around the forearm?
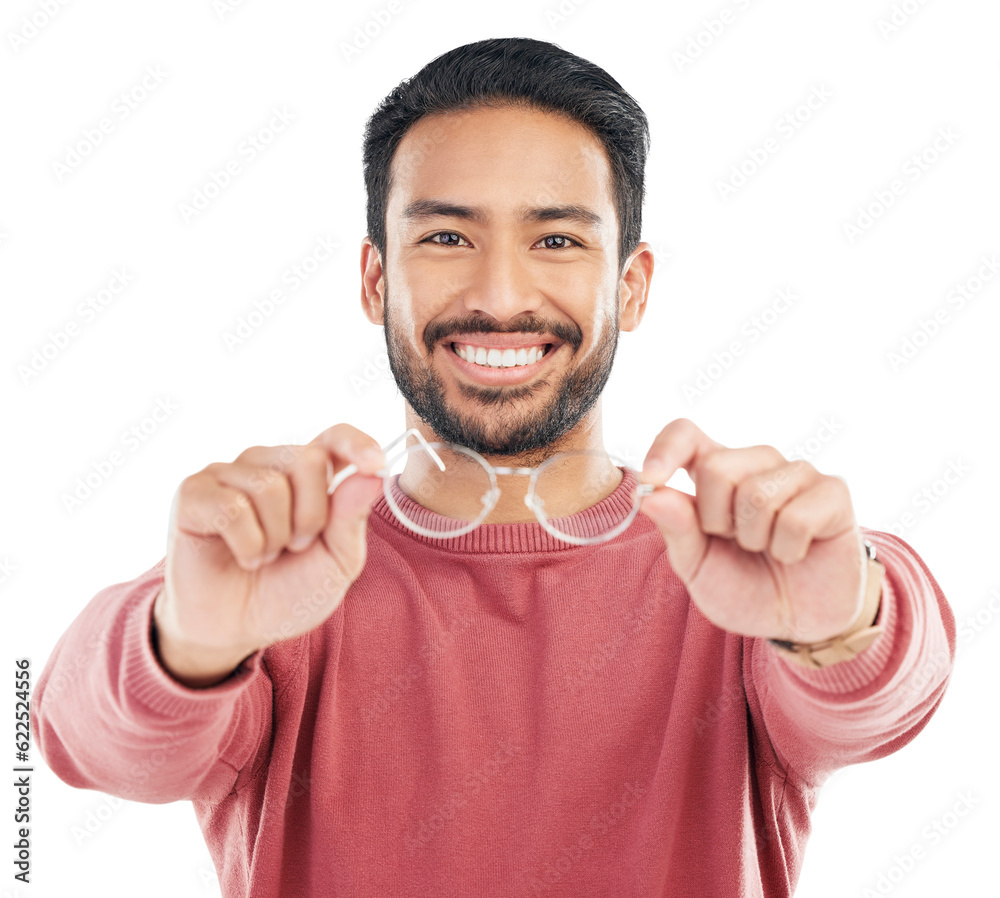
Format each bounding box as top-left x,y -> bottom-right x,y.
746,529 -> 956,786
33,561 -> 263,803
152,586 -> 257,688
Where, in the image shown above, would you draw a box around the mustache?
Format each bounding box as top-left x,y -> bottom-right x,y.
423,315 -> 583,355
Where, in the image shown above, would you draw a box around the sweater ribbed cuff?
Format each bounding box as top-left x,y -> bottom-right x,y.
121,562 -> 264,720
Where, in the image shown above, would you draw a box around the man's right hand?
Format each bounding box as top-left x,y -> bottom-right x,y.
152,424 -> 386,687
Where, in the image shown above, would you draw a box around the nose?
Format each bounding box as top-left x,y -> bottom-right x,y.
459,241 -> 541,324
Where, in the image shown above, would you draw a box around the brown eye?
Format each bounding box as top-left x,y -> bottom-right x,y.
426,232 -> 467,246
537,235 -> 578,249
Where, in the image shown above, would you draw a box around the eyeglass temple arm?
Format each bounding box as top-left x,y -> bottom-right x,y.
327,428 -> 446,495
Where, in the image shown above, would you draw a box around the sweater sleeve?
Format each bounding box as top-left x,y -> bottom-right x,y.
31,557 -> 273,805
743,527 -> 956,790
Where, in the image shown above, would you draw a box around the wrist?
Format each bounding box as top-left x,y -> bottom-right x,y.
151,587 -> 256,688
768,540 -> 884,669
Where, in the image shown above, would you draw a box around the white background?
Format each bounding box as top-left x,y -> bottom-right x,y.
2,0 -> 998,895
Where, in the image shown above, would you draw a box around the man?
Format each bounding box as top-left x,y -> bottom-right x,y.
33,37 -> 954,896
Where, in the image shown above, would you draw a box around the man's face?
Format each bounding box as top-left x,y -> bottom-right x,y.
362,104 -> 647,461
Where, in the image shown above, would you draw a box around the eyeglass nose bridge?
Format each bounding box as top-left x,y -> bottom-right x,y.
488,465 -> 544,514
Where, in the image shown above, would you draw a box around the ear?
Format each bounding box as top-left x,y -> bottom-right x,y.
361,237 -> 385,325
618,241 -> 654,332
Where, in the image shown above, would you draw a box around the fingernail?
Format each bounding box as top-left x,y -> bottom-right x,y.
361,447 -> 385,466
640,465 -> 667,485
289,535 -> 312,551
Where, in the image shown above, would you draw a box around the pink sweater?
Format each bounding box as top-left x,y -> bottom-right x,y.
33,469 -> 955,896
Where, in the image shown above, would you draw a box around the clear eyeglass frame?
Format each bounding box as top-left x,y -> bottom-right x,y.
327,428 -> 655,546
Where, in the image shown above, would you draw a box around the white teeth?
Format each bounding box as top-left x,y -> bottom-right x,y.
455,343 -> 549,368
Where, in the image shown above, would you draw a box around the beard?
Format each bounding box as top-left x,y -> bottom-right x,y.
380,279 -> 620,462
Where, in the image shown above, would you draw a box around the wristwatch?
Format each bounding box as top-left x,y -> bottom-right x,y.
767,540 -> 884,669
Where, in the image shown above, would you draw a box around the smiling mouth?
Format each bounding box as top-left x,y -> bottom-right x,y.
449,341 -> 554,369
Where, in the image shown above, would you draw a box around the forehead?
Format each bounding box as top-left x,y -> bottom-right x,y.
386,105 -> 615,225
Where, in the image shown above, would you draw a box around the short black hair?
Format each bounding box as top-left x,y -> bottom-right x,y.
362,37 -> 650,273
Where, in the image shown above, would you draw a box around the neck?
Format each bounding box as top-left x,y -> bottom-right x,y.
396,402 -> 621,524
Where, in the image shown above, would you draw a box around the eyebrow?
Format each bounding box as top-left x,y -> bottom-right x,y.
401,198 -> 603,229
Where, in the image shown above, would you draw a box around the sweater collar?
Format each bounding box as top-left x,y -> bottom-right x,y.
370,465 -> 643,553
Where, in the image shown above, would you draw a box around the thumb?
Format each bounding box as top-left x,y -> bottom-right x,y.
321,471 -> 383,578
639,485 -> 708,583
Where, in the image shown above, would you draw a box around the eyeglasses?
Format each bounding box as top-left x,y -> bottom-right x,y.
328,428 -> 654,546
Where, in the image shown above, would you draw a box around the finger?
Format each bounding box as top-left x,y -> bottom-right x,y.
732,459 -> 822,553
693,445 -> 787,538
284,444 -> 337,551
309,423 -> 386,482
768,476 -> 856,564
638,485 -> 708,583
320,470 -> 384,582
173,473 -> 268,571
230,444 -> 337,555
306,426 -> 386,573
209,461 -> 293,564
640,418 -> 725,488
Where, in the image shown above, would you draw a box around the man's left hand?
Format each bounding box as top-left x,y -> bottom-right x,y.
637,418 -> 867,643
